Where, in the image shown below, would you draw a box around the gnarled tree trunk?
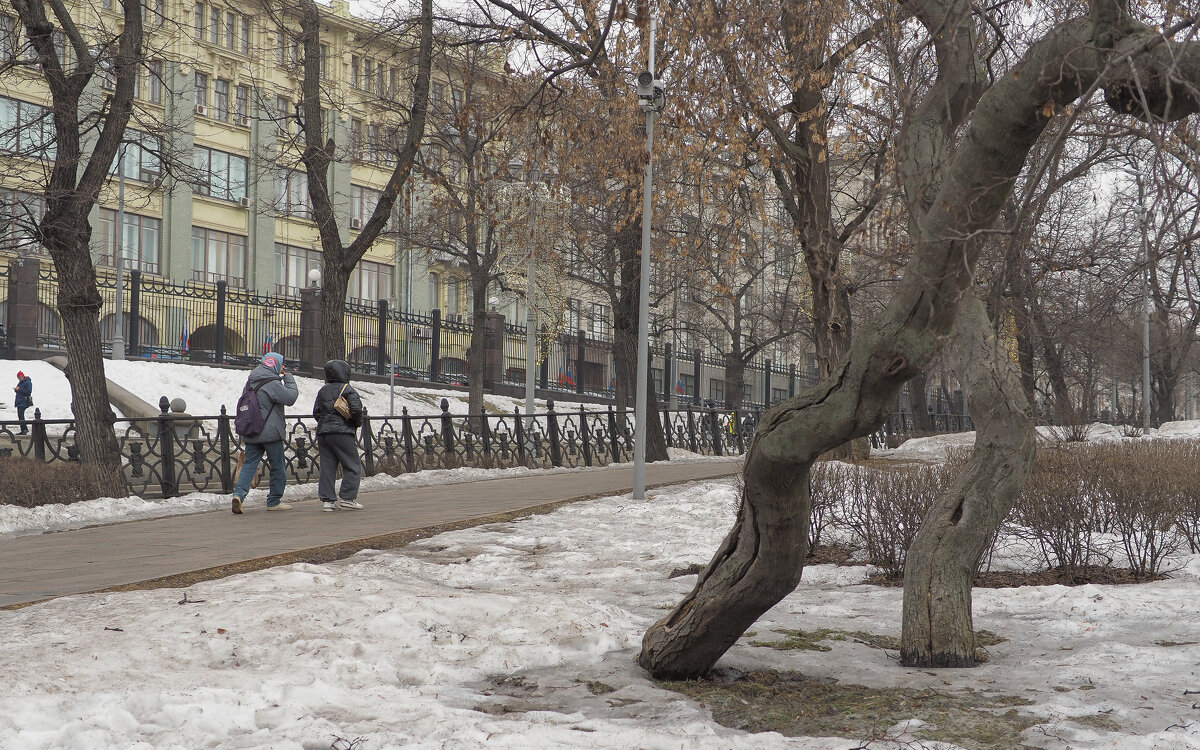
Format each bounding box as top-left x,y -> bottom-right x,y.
900,291 -> 1035,667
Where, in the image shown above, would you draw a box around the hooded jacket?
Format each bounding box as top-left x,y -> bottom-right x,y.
242,353 -> 299,444
313,359 -> 363,435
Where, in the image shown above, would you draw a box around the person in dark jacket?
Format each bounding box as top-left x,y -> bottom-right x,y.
313,359 -> 364,511
13,371 -> 31,434
231,352 -> 299,514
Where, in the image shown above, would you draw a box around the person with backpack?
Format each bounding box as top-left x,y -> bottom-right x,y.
231,352 -> 298,514
312,359 -> 365,511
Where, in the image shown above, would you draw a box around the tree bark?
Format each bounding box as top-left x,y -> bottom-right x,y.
900,291 -> 1035,667
909,370 -> 933,432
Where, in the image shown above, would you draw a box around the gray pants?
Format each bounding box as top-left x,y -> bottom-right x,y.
317,432 -> 361,501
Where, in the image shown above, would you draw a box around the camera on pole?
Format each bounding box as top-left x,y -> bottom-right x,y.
636,70 -> 665,112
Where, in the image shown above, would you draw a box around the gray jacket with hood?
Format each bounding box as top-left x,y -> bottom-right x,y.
243,353 -> 299,444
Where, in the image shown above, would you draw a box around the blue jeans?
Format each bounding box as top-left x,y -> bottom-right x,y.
233,441 -> 288,507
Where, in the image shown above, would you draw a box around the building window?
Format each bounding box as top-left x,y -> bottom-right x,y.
565,297 -> 580,332
366,123 -> 381,163
213,78 -> 230,121
194,2 -> 205,40
96,209 -> 161,274
587,302 -> 609,339
194,72 -> 208,110
0,189 -> 46,254
235,84 -> 249,121
277,169 -> 309,217
350,118 -> 363,160
209,5 -> 220,44
348,259 -> 393,304
276,95 -> 291,134
274,243 -> 319,297
351,56 -> 360,89
146,60 -> 162,104
224,11 -> 237,50
110,130 -> 161,182
191,227 -> 246,287
0,97 -> 55,159
193,146 -> 248,202
709,379 -> 725,403
446,278 -> 460,317
350,184 -> 383,227
0,16 -> 15,61
241,16 -> 250,54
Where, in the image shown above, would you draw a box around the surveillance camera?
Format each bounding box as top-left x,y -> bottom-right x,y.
636,71 -> 666,112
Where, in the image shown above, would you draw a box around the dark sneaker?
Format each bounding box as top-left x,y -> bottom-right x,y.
337,499 -> 364,510
231,496 -> 243,515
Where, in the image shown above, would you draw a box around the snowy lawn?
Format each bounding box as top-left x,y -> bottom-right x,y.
4,359 -> 1200,747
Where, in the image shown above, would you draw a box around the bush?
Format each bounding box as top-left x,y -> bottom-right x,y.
841,463 -> 947,579
0,457 -> 113,507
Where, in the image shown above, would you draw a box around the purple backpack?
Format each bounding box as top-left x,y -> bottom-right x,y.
234,382 -> 268,437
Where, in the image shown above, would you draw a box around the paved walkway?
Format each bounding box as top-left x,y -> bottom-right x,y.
0,458 -> 743,607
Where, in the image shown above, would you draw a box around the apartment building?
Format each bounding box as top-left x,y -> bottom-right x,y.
0,0 -> 460,341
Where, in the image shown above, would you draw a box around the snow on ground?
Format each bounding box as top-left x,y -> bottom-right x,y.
6,359 -> 1200,748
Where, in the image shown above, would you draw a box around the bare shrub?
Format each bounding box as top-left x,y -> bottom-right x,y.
1099,442 -> 1184,577
842,464 -> 945,579
808,462 -> 849,553
1012,445 -> 1110,574
0,457 -> 115,507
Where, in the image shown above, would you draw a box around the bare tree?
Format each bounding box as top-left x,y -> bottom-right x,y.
284,0 -> 433,364
639,0 -> 1200,677
6,0 -> 144,492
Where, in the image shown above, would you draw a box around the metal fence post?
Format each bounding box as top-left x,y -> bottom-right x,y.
579,404 -> 592,467
215,280 -> 226,365
663,406 -> 673,447
607,405 -> 620,462
439,397 -> 455,456
789,363 -> 796,399
376,299 -> 389,376
686,404 -> 698,453
514,406 -> 528,465
361,409 -> 375,476
402,406 -> 415,473
480,408 -> 492,462
663,342 -> 673,404
709,404 -> 723,457
693,350 -> 702,406
547,399 -> 562,467
129,269 -> 142,357
31,408 -> 45,461
219,405 -> 233,493
575,329 -> 586,395
430,309 -> 442,382
764,359 -> 772,407
158,396 -> 177,498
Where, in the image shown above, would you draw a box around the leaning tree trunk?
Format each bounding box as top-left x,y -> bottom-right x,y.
50,242 -> 126,495
899,291 -> 1035,667
639,12 -> 1116,677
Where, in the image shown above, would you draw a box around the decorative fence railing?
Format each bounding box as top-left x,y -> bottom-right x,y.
0,398 -> 974,499
0,400 -> 749,498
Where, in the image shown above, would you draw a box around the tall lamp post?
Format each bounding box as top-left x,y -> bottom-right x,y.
112,142 -> 128,360
1136,176 -> 1152,432
509,157 -> 540,440
633,20 -> 666,500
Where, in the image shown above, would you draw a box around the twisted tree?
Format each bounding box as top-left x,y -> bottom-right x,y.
639,0 -> 1200,677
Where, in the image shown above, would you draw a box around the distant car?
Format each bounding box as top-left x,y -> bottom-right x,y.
389,366 -> 422,380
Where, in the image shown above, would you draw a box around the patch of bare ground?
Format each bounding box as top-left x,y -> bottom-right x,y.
662,669 -> 1039,749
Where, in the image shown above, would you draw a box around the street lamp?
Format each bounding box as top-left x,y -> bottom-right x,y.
633,19 -> 666,501
112,142 -> 128,361
1135,179 -> 1152,432
509,156 -> 540,444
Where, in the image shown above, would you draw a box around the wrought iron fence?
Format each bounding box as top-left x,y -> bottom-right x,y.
0,399 -> 766,498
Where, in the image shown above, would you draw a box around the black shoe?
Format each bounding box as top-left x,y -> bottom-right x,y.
18,430 -> 27,435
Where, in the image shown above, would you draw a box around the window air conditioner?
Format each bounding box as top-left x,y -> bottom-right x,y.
237,115 -> 250,126
238,196 -> 250,207
350,217 -> 363,230
194,104 -> 208,116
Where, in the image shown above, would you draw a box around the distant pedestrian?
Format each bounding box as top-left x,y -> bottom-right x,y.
231,352 -> 298,514
312,359 -> 364,512
13,370 -> 31,434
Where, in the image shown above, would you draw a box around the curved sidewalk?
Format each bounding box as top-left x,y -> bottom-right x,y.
0,458 -> 743,608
